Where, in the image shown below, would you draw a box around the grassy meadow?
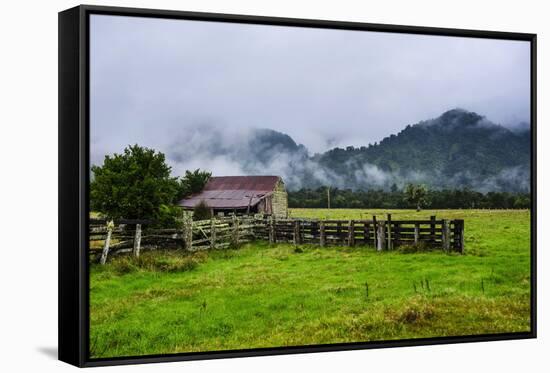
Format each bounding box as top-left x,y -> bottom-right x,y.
89,208 -> 531,358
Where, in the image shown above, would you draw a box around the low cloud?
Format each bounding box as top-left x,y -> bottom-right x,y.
90,15 -> 531,159
159,124 -> 530,193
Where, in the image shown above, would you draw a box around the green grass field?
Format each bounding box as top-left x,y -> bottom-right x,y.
89,209 -> 531,358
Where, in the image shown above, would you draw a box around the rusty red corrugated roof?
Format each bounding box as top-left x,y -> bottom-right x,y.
178,176 -> 281,209
203,176 -> 280,191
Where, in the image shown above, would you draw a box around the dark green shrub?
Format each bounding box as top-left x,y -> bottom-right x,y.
90,145 -> 179,220
178,169 -> 211,198
193,200 -> 212,221
155,204 -> 182,228
397,242 -> 433,254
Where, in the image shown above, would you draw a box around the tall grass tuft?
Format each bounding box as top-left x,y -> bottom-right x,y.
108,251 -> 208,275
398,242 -> 433,254
392,296 -> 436,324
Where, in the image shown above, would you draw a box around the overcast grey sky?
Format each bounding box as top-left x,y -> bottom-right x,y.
90,14 -> 530,169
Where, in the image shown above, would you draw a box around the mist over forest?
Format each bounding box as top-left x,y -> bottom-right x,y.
164,109 -> 530,193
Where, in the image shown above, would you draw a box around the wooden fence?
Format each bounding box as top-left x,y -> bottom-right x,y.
261,215 -> 464,253
90,214 -> 464,263
89,216 -> 258,263
90,218 -> 165,264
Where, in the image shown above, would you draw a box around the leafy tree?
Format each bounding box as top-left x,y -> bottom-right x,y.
157,204 -> 183,228
178,169 -> 212,199
404,184 -> 428,211
90,145 -> 179,220
513,195 -> 530,209
193,200 -> 212,221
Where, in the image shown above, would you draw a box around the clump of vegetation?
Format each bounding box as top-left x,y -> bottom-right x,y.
390,296 -> 436,324
404,183 -> 428,211
108,251 -> 207,275
178,169 -> 212,197
268,247 -> 290,261
90,145 -> 180,221
156,204 -> 183,228
397,242 -> 433,254
193,200 -> 212,221
467,246 -> 488,257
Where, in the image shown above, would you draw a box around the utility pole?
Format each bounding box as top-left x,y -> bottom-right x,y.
327,186 -> 331,209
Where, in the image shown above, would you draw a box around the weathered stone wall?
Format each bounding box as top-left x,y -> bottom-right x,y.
271,179 -> 288,218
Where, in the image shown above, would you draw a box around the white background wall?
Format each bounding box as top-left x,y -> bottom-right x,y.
0,0 -> 547,371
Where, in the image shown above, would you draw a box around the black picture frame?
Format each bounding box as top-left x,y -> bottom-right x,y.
59,4 -> 537,367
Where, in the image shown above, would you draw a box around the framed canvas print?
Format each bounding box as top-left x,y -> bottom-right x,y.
58,5 -> 537,367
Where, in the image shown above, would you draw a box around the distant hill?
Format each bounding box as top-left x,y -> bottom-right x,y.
314,109 -> 530,192
168,109 -> 530,192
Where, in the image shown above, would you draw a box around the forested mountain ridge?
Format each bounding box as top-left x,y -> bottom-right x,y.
313,109 -> 530,191
168,109 -> 530,192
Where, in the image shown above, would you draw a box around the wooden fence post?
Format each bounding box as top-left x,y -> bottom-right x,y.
182,217 -> 187,250
337,221 -> 342,244
454,219 -> 465,254
387,214 -> 392,250
268,216 -> 273,244
100,220 -> 114,265
210,218 -> 217,250
430,215 -> 436,243
364,221 -> 370,246
372,216 -> 377,248
348,220 -> 355,246
320,221 -> 326,247
268,215 -> 276,244
442,219 -> 450,252
185,218 -> 193,251
414,223 -> 420,245
232,215 -> 240,246
458,219 -> 464,254
132,223 -> 142,257
377,221 -> 386,251
293,220 -> 301,245
181,214 -> 190,250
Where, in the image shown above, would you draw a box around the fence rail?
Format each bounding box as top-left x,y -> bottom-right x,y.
89,214 -> 464,263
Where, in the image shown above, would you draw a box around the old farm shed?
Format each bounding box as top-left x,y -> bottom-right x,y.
178,176 -> 288,218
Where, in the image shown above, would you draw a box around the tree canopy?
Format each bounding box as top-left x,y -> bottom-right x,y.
178,169 -> 212,199
288,186 -> 530,210
90,145 -> 179,220
404,184 -> 428,211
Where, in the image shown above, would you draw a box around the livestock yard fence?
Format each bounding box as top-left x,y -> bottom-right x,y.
90,214 -> 464,263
